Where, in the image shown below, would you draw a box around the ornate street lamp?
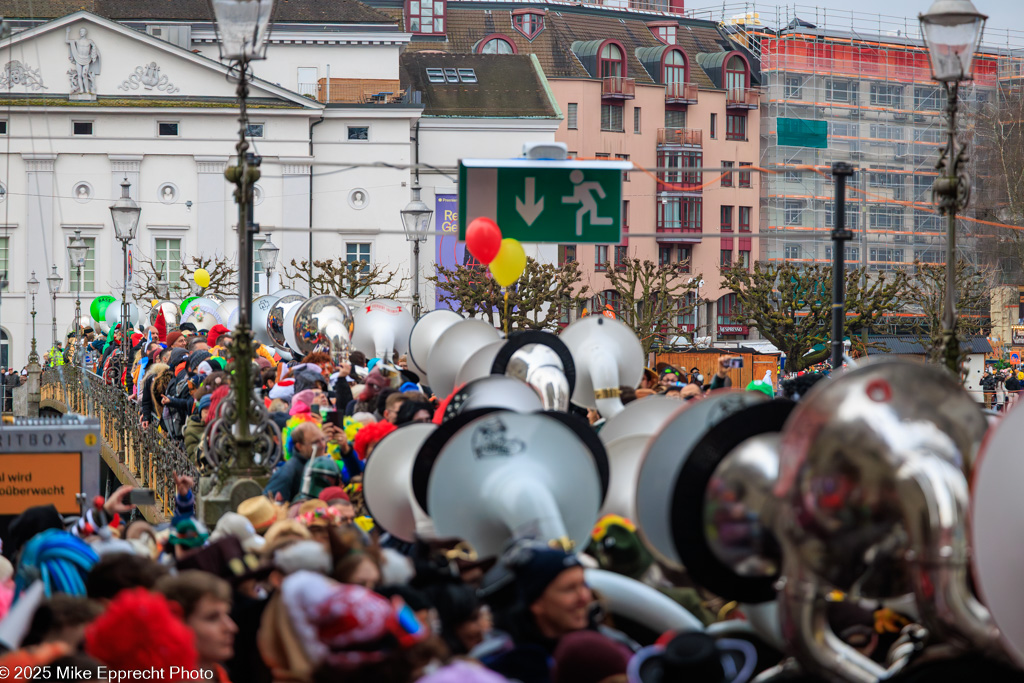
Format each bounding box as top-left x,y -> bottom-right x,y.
919,0 -> 987,373
155,279 -> 170,300
206,0 -> 279,481
258,233 -> 279,295
46,265 -> 62,360
401,181 -> 432,320
27,271 -> 39,366
68,229 -> 88,369
110,178 -> 141,367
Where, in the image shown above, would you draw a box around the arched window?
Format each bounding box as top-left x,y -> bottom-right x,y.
663,48 -> 687,86
595,290 -> 621,318
717,293 -> 741,325
725,54 -> 748,95
478,36 -> 515,54
600,41 -> 625,79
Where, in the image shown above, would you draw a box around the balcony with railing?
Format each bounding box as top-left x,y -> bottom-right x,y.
665,81 -> 698,104
602,76 -> 636,100
296,78 -> 408,104
658,127 -> 702,146
726,87 -> 760,109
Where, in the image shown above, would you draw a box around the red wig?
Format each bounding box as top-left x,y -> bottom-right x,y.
353,421 -> 397,461
85,588 -> 197,676
206,385 -> 231,425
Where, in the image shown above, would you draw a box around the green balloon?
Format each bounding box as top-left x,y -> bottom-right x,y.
90,295 -> 117,324
181,297 -> 198,314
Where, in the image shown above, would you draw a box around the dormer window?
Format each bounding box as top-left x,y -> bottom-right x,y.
512,10 -> 544,40
664,48 -> 687,86
648,21 -> 677,45
408,0 -> 445,35
600,41 -> 625,79
726,54 -> 749,93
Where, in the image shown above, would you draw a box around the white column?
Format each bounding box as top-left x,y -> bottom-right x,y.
108,154 -> 141,201
279,158 -> 312,295
194,156 -> 230,257
23,154 -> 56,352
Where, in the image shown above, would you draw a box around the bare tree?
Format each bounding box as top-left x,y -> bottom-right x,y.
973,81 -> 1024,285
597,257 -> 698,356
132,252 -> 238,304
720,261 -> 910,373
426,258 -> 589,331
908,259 -> 991,366
283,258 -> 408,301
180,255 -> 238,299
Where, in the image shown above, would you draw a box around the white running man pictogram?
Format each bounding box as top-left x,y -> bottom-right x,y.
562,170 -> 613,236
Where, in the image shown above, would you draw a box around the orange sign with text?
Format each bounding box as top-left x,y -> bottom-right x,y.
0,453 -> 81,514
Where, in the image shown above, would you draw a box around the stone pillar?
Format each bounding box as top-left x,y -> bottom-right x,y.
279,158 -> 312,294
195,156 -> 230,257
24,362 -> 40,417
23,154 -> 57,351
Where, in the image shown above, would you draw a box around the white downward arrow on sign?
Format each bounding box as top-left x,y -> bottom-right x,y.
516,177 -> 544,226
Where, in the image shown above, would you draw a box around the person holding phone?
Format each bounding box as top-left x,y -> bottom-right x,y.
709,355 -> 737,390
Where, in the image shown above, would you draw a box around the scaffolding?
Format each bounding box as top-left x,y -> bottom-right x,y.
686,3 -> 1024,292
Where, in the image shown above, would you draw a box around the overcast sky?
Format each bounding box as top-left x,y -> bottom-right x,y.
688,1 -> 1024,47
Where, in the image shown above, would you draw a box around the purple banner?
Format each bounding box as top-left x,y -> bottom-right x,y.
434,194 -> 462,309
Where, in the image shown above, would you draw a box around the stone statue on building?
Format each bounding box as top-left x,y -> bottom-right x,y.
66,27 -> 100,97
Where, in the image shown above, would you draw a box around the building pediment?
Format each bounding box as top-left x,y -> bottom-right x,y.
0,11 -> 323,108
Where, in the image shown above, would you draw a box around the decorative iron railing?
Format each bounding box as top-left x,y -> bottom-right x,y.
41,366 -> 199,522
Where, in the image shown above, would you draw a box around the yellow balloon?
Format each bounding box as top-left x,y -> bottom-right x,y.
151,299 -> 159,307
489,238 -> 527,288
193,268 -> 211,289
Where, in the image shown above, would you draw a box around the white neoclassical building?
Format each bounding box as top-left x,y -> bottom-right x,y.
0,4 -> 560,365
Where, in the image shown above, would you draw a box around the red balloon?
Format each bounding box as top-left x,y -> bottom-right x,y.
465,217 -> 503,265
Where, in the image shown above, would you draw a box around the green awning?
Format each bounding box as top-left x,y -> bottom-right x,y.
778,117 -> 828,148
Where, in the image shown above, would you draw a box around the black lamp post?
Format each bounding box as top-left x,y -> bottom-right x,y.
110,177 -> 141,367
401,181 -> 433,320
46,265 -> 61,360
27,271 -> 39,366
207,0 -> 277,475
258,233 -> 279,295
919,0 -> 987,373
68,230 -> 88,370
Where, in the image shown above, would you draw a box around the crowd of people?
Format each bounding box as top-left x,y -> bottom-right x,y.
9,314 -> 1019,682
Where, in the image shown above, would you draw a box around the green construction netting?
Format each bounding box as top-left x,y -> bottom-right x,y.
777,117 -> 828,149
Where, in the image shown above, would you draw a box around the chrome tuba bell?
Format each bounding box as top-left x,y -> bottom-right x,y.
148,300 -> 180,328
291,295 -> 354,364
267,291 -> 305,355
492,331 -> 576,413
773,358 -> 997,681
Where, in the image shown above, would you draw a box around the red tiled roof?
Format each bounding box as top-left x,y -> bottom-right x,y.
404,6 -> 731,89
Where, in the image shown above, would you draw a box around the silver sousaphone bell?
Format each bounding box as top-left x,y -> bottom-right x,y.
773,359 -> 996,682
267,290 -> 305,356
291,294 -> 355,365
148,300 -> 180,328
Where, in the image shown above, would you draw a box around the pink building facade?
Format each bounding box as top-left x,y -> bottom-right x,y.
396,1 -> 761,340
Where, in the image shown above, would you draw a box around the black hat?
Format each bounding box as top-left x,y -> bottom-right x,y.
631,632 -> 755,683
179,322 -> 197,333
